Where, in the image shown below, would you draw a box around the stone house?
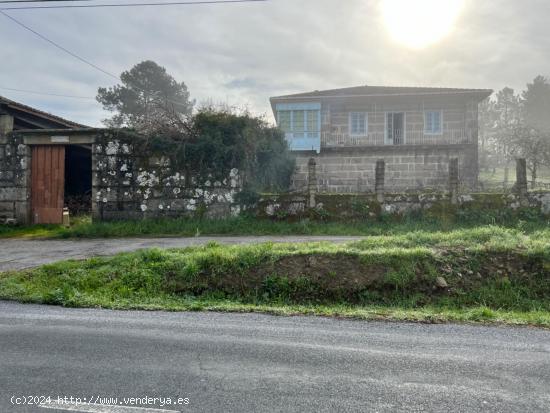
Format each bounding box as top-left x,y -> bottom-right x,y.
270,85 -> 492,192
0,96 -> 92,225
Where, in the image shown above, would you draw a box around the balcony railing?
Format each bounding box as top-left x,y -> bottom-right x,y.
321,129 -> 474,148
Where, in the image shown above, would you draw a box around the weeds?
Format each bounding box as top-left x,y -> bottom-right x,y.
1,225 -> 549,326
1,214 -> 548,239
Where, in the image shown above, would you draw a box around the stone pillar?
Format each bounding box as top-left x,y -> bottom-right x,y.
0,115 -> 14,143
515,158 -> 528,206
449,158 -> 459,205
307,157 -> 317,208
375,159 -> 385,203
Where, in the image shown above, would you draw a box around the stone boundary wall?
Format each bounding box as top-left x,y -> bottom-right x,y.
0,126 -> 30,224
291,145 -> 478,193
0,128 -> 244,224
92,132 -> 243,221
256,191 -> 550,220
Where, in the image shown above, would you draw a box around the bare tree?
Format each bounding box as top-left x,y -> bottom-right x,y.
491,87 -> 521,185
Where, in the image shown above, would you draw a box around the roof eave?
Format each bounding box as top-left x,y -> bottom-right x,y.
271,90 -> 493,101
12,127 -> 105,135
0,96 -> 89,129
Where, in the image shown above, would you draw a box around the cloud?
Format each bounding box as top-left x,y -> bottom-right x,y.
0,0 -> 548,126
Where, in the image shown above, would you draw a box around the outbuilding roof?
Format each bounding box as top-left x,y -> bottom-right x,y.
0,95 -> 88,129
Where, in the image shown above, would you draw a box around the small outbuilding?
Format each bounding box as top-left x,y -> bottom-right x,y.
0,97 -> 242,225
0,96 -> 98,224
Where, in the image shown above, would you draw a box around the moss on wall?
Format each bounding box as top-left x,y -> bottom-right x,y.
255,191 -> 550,222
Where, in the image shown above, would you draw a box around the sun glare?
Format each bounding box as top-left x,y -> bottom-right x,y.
381,0 -> 465,49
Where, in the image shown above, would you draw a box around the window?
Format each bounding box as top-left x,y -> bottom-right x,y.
275,103 -> 322,152
425,111 -> 442,134
276,109 -> 320,138
306,110 -> 320,138
349,112 -> 368,135
386,112 -> 405,145
278,111 -> 291,133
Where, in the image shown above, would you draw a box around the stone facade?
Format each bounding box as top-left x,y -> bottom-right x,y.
271,86 -> 490,193
0,128 -> 244,224
92,132 -> 243,221
291,144 -> 478,193
0,117 -> 31,224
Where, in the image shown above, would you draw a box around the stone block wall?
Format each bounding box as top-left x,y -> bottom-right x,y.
0,129 -> 30,224
92,132 -> 243,221
291,145 -> 478,193
0,127 -> 245,224
257,191 -> 550,220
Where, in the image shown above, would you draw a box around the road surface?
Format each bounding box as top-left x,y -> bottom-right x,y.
0,236 -> 363,271
0,301 -> 549,412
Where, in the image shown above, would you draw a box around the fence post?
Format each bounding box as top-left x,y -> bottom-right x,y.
307,157 -> 317,208
515,158 -> 528,206
449,158 -> 459,205
375,159 -> 385,203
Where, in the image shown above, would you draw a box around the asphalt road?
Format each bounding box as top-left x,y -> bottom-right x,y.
0,236 -> 363,271
1,302 -> 549,413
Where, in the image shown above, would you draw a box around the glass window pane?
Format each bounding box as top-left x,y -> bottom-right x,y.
278,111 -> 291,132
434,112 -> 441,132
425,111 -> 441,133
387,113 -> 394,139
351,112 -> 366,135
293,110 -> 305,132
306,110 -> 319,132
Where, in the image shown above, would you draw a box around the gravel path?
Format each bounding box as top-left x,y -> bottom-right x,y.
0,236 -> 364,271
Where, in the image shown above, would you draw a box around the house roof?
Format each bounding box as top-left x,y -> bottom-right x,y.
271,85 -> 493,101
0,95 -> 88,129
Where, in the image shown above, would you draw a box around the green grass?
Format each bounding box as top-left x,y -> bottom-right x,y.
1,212 -> 549,239
1,224 -> 549,327
479,166 -> 550,186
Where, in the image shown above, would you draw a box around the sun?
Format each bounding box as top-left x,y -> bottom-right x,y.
381,0 -> 465,49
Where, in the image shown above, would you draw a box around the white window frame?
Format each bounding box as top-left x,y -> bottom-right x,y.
424,110 -> 443,135
305,109 -> 321,139
276,110 -> 292,133
348,112 -> 368,136
276,108 -> 321,138
384,112 -> 406,145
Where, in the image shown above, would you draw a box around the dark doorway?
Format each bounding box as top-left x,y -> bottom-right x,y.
386,112 -> 405,145
64,145 -> 92,215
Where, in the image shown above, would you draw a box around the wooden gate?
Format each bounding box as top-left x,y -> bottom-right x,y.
31,145 -> 65,224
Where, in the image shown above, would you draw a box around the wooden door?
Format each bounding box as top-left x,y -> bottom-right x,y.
31,145 -> 65,224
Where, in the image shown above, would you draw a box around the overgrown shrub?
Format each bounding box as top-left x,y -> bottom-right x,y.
137,109 -> 295,192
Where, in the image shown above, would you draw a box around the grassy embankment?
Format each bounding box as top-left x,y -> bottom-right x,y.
1,225 -> 549,327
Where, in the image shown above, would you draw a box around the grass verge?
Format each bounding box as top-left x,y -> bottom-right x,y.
1,213 -> 549,239
1,225 -> 549,327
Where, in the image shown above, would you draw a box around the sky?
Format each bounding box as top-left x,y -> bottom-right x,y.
0,0 -> 549,127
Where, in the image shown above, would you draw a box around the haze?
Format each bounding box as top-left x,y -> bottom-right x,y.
0,0 -> 548,126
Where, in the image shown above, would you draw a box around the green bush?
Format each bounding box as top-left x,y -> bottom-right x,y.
141,109 -> 296,192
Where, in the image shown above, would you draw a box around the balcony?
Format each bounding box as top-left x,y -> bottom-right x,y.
321,128 -> 475,148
